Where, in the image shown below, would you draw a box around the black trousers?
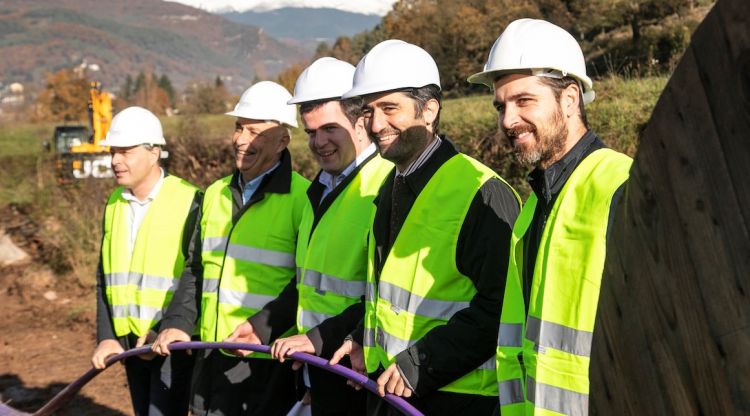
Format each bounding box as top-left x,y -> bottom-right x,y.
366,389 -> 497,416
190,349 -> 297,416
307,361 -> 366,416
123,350 -> 193,416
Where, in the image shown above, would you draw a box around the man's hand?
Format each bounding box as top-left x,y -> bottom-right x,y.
152,328 -> 191,356
329,338 -> 366,390
223,320 -> 261,357
91,339 -> 124,369
271,334 -> 315,370
135,330 -> 158,361
376,363 -> 413,398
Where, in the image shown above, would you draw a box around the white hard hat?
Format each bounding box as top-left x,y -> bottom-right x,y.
468,18 -> 595,104
342,39 -> 440,99
102,106 -> 165,147
288,57 -> 356,104
226,81 -> 298,127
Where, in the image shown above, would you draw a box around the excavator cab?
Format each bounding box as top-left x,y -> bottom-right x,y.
53,82 -> 114,182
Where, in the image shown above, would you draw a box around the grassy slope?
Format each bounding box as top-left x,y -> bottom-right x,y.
0,75 -> 667,283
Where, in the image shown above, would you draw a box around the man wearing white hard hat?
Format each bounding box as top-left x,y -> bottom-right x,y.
92,106 -> 201,415
468,18 -> 633,415
231,57 -> 393,415
329,40 -> 521,415
152,81 -> 309,415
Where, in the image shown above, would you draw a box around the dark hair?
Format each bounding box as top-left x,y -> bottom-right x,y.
536,76 -> 589,128
299,97 -> 364,127
404,84 -> 442,134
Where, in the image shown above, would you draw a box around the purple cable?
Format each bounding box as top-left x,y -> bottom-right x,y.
0,341 -> 424,416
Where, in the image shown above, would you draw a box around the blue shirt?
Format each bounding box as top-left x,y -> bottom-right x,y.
238,161 -> 281,205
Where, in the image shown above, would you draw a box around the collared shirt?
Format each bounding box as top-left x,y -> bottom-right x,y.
238,161 -> 281,205
395,135 -> 442,177
318,143 -> 377,203
120,168 -> 165,254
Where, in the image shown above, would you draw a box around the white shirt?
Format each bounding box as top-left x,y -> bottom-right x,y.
318,143 -> 377,203
120,168 -> 165,255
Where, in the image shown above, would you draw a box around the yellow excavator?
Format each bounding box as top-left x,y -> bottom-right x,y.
52,82 -> 114,181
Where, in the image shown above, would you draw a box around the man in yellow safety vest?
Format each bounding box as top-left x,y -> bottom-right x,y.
92,106 -> 201,416
152,82 -> 309,416
330,40 -> 521,415
468,18 -> 633,415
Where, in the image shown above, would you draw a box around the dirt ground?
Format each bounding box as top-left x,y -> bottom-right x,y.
0,232 -> 132,414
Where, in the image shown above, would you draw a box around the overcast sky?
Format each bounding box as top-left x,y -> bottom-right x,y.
165,0 -> 398,15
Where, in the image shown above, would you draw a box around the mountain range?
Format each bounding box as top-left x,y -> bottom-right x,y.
0,0 -> 308,94
223,7 -> 380,43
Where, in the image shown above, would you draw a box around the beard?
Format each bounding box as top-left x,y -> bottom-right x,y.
370,126 -> 430,167
504,106 -> 568,169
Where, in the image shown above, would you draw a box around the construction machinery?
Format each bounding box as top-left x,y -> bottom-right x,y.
52,81 -> 114,181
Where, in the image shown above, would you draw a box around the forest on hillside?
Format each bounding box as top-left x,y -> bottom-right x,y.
278,0 -> 714,95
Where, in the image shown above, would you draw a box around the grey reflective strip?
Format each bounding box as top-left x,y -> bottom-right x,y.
498,323 -> 523,347
526,316 -> 593,357
111,304 -> 163,322
375,327 -> 413,355
302,269 -> 365,298
105,272 -> 130,286
478,357 -> 496,370
202,237 -> 228,251
218,288 -> 277,310
299,310 -> 334,329
202,279 -> 219,294
296,267 -> 302,284
498,378 -> 524,406
528,377 -> 588,416
226,244 -> 295,268
363,327 -> 376,347
365,282 -> 376,303
104,273 -> 177,291
378,281 -> 469,319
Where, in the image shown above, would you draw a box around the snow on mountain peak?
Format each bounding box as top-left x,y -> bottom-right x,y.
165,0 -> 397,16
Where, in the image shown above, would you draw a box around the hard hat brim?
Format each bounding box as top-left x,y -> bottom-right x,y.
287,94 -> 341,105
467,69 -> 596,104
224,110 -> 298,128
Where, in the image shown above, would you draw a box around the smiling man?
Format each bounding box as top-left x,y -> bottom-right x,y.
329,40 -> 521,415
468,19 -> 633,415
228,58 -> 393,416
92,106 -> 201,416
151,81 -> 309,416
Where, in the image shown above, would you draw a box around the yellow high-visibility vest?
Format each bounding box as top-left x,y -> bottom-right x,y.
364,154 -> 519,396
296,155 -> 393,335
102,175 -> 199,337
497,148 -> 632,415
199,172 -> 309,359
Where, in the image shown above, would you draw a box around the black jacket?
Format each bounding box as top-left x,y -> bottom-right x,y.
95,173 -> 203,347
355,137 -> 520,396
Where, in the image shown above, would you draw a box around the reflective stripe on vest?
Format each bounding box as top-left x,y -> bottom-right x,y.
199,172 -> 310,356
497,148 -> 632,415
366,153 -> 519,397
295,156 -> 392,333
102,175 -> 198,337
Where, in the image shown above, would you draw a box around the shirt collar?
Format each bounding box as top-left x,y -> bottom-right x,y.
318,142 -> 377,189
528,130 -> 597,202
121,168 -> 165,204
395,135 -> 441,177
